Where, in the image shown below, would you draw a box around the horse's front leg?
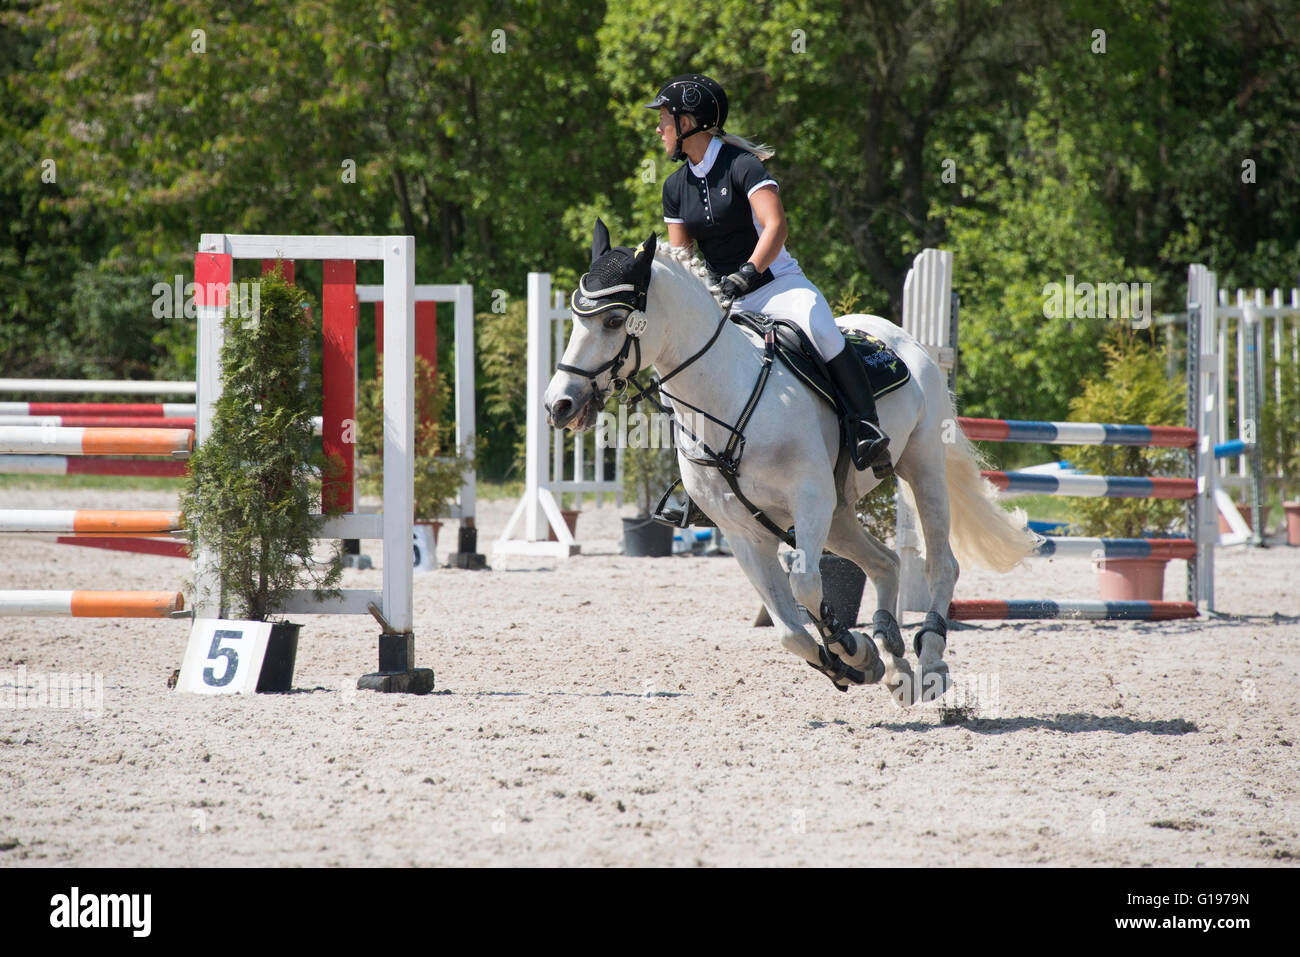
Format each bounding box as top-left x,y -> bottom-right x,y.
786,480 -> 885,689
726,532 -> 819,656
726,531 -> 864,693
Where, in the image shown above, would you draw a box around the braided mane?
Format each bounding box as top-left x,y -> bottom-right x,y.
654,243 -> 727,310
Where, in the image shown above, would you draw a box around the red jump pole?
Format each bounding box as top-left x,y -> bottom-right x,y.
323,260 -> 357,515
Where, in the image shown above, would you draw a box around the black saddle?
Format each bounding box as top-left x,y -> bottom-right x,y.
729,310 -> 912,409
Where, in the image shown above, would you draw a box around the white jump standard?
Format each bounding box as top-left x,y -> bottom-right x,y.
195,233 -> 427,693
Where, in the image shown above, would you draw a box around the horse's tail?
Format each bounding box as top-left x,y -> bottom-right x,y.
937,390 -> 1037,573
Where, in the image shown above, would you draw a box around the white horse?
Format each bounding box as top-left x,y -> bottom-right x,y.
545,222 -> 1034,703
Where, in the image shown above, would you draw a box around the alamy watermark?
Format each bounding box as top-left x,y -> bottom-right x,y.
0,666 -> 104,716
594,403 -> 703,449
1042,275 -> 1151,328
152,275 -> 261,322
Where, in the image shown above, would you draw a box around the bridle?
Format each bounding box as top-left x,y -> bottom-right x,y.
556,271 -> 652,404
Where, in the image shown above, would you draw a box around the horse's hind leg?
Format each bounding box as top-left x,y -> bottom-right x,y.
894,447 -> 959,703
824,506 -> 915,707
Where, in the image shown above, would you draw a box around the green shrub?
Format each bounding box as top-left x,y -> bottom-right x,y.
181,270 -> 341,621
1064,331 -> 1186,538
476,299 -> 528,480
1260,348 -> 1300,502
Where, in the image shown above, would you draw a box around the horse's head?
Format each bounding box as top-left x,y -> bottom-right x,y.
545,219 -> 662,431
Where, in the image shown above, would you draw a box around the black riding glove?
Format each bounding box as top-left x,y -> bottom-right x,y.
719,262 -> 760,302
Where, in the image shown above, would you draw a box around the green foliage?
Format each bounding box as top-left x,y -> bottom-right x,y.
355,354 -> 472,520
476,298 -> 528,479
942,112 -> 1121,424
1260,349 -> 1300,501
181,271 -> 341,621
1064,332 -> 1187,538
855,475 -> 897,543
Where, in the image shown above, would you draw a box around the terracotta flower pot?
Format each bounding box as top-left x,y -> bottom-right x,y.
547,508 -> 580,542
1096,557 -> 1168,601
1218,504 -> 1270,534
1285,501 -> 1300,546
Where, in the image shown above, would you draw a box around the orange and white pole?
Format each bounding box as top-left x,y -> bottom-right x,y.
0,509 -> 182,534
0,426 -> 193,456
0,590 -> 184,617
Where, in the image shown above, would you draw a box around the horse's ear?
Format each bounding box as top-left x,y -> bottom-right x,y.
632,231 -> 658,273
591,219 -> 612,265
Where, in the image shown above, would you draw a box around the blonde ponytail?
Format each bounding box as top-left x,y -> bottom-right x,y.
713,129 -> 775,162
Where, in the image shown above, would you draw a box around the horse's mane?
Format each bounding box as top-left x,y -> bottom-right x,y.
652,244 -> 725,317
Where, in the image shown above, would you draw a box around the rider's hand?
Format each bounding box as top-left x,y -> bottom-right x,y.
719,262 -> 759,302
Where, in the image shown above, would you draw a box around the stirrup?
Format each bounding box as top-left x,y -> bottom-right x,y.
650,480 -> 716,529
850,421 -> 892,477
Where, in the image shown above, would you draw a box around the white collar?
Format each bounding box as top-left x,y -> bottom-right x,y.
688,136 -> 722,177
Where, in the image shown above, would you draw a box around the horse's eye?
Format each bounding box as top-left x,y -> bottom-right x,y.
603,313 -> 626,330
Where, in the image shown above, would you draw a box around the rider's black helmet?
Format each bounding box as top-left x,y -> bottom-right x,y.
644,74 -> 729,133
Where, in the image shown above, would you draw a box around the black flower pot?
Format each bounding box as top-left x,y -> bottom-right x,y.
623,516 -> 674,557
256,621 -> 301,693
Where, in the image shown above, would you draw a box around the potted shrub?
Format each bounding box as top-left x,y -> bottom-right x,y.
181,268 -> 342,691
1065,331 -> 1187,599
355,354 -> 473,568
1260,348 -> 1300,545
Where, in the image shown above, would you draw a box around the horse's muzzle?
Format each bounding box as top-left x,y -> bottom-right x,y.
546,394 -> 599,431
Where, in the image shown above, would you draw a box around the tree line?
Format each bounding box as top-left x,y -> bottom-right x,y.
3,0 -> 1297,478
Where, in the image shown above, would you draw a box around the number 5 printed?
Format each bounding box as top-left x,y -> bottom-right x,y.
203,629 -> 243,687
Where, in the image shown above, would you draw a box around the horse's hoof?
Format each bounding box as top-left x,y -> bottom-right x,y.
918,660 -> 952,702
807,646 -> 867,691
882,653 -> 917,707
872,609 -> 906,659
865,655 -> 886,685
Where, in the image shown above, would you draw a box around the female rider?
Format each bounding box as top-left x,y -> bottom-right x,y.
646,73 -> 892,505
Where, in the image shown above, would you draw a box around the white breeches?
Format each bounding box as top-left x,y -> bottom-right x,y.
734,271 -> 845,360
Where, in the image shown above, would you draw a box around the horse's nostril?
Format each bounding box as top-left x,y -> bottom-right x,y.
552,397 -> 572,421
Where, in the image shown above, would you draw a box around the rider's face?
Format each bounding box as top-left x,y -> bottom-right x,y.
657,108 -> 694,155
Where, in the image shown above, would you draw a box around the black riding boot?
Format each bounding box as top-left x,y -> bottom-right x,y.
825,347 -> 892,477
651,479 -> 716,529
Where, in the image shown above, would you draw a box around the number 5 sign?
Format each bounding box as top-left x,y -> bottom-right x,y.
177,619 -> 286,695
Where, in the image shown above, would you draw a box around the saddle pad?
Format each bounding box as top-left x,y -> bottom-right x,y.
731,311 -> 911,408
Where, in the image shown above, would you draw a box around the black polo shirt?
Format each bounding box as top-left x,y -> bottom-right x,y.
662,140 -> 786,277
